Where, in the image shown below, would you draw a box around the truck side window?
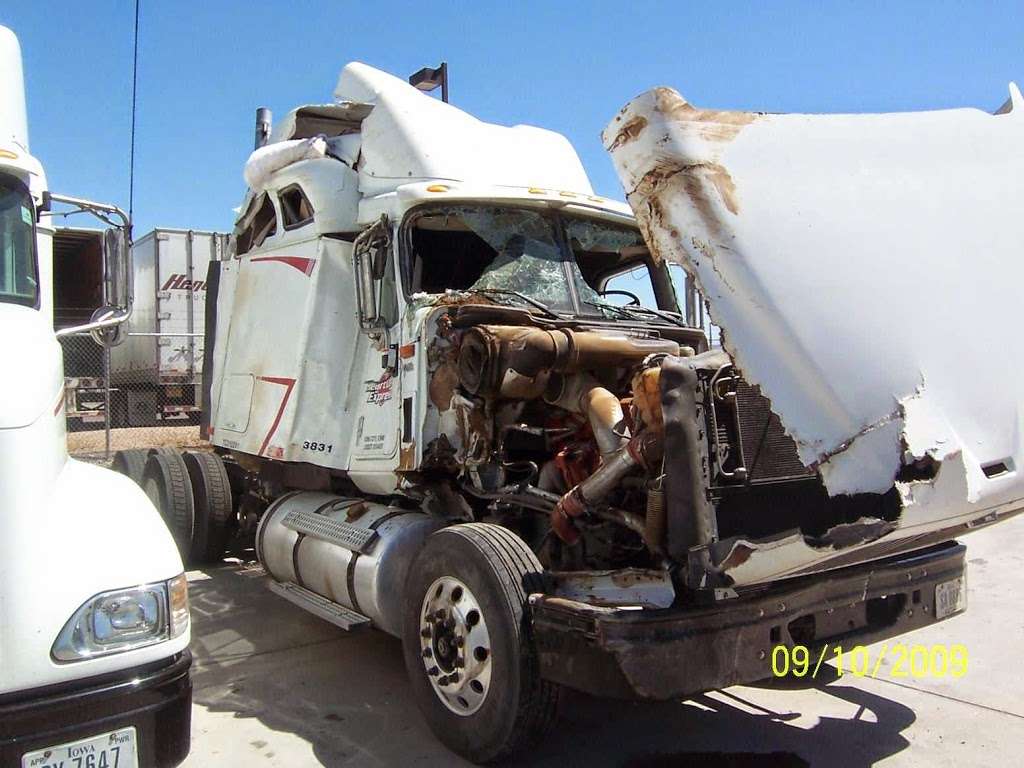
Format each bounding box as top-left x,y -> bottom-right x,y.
601,264 -> 657,307
236,193 -> 278,255
279,185 -> 314,230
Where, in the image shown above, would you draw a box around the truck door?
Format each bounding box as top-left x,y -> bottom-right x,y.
348,218 -> 403,477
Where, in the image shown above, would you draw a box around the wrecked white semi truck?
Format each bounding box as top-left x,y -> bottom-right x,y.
126,62 -> 1022,762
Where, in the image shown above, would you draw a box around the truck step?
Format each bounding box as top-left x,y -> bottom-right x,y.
280,508 -> 378,553
267,580 -> 371,631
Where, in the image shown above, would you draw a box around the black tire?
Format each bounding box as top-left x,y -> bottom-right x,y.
402,523 -> 558,764
141,452 -> 195,559
111,449 -> 151,487
182,451 -> 234,563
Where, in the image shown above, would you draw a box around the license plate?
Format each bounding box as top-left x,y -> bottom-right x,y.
935,576 -> 967,619
22,726 -> 137,768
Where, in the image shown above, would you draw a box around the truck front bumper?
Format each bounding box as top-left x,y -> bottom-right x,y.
531,542 -> 965,699
0,651 -> 191,767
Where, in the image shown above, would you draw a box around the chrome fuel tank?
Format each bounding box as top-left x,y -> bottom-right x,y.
256,491 -> 444,636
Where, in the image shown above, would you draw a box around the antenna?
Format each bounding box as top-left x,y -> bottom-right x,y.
127,0 -> 140,236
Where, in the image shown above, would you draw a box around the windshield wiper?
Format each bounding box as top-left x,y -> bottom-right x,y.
584,299 -> 688,328
468,288 -> 561,319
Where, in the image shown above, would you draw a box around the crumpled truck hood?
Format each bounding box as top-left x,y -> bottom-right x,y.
604,84 -> 1024,584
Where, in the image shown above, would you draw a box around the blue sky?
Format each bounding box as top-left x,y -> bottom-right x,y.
2,1 -> 1021,236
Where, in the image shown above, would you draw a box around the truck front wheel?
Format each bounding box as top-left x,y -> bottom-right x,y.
402,523 -> 559,763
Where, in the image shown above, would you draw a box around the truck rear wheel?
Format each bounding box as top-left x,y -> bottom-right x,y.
183,451 -> 234,563
402,523 -> 558,763
111,449 -> 150,486
141,452 -> 195,559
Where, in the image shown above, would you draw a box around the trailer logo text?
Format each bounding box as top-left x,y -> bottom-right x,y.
161,273 -> 207,292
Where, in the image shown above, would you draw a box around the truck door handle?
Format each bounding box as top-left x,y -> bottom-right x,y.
381,344 -> 399,374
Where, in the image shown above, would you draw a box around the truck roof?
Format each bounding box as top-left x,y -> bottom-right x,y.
0,25 -> 45,199
0,25 -> 28,154
245,62 -> 606,224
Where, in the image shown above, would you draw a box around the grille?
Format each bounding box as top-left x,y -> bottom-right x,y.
734,380 -> 815,483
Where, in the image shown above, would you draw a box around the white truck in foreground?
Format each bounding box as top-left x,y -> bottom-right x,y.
55,227 -> 227,429
0,25 -> 191,768
125,62 -> 1022,763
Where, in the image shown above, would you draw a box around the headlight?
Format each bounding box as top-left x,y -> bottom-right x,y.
52,574 -> 189,662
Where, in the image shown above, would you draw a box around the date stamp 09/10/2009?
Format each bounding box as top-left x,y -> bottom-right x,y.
771,643 -> 969,680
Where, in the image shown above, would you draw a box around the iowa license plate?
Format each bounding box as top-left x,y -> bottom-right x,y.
22,726 -> 137,768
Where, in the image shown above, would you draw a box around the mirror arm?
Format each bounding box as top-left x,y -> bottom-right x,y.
55,307 -> 131,345
46,193 -> 130,230
47,193 -> 134,338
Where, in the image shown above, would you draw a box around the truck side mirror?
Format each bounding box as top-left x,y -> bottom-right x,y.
87,227 -> 133,347
353,216 -> 390,333
50,195 -> 134,345
37,190 -> 52,220
102,227 -> 133,310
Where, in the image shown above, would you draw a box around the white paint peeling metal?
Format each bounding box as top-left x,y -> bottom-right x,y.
606,84 -> 1024,583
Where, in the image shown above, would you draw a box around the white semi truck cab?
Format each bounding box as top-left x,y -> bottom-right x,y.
128,61 -> 1022,763
0,26 -> 191,768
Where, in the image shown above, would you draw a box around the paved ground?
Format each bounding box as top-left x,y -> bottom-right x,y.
182,518 -> 1024,767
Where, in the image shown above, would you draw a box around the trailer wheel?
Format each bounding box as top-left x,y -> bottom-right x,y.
111,449 -> 151,487
183,451 -> 234,563
141,452 -> 195,559
402,523 -> 559,763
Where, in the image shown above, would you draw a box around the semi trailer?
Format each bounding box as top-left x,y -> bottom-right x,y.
120,61 -> 1024,763
0,25 -> 192,767
55,226 -> 227,429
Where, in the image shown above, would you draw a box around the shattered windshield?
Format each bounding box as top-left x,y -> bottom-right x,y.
461,208 -> 576,311
564,217 -> 650,316
405,205 -> 609,315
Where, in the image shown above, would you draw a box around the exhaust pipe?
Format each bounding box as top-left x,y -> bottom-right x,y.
254,106 -> 272,150
551,431 -> 662,544
545,373 -> 627,458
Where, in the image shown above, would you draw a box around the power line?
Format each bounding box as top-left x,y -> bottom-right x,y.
128,0 -> 139,229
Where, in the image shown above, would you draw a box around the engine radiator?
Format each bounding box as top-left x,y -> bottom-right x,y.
733,380 -> 815,483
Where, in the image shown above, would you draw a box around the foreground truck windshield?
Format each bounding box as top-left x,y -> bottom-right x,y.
0,172 -> 37,307
403,204 -> 655,317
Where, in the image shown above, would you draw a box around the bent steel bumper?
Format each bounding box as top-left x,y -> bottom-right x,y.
531,543 -> 965,700
0,651 -> 192,767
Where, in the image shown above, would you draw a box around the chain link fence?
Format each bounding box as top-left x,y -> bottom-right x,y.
59,331 -> 207,460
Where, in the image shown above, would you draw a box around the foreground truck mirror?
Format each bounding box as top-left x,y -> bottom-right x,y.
353,215 -> 390,333
52,194 -> 133,346
102,226 -> 132,310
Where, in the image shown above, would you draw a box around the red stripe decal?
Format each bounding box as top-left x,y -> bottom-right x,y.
256,376 -> 297,456
53,389 -> 65,416
251,256 -> 316,276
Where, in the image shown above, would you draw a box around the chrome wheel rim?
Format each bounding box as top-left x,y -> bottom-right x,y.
419,576 -> 492,716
